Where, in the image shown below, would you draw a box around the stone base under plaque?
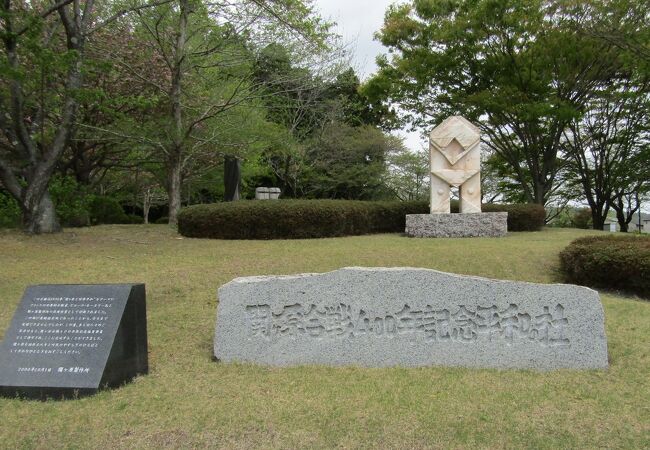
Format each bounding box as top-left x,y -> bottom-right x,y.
405,212 -> 508,238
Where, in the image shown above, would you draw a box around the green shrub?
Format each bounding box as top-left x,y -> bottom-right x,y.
449,201 -> 546,231
89,196 -> 129,225
178,200 -> 429,239
369,201 -> 429,233
125,214 -> 143,224
482,203 -> 546,231
154,216 -> 169,224
559,235 -> 650,298
49,176 -> 92,227
570,208 -> 592,229
0,190 -> 21,228
63,211 -> 91,228
177,199 -> 544,239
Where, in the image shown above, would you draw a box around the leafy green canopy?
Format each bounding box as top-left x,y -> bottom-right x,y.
250,44 -> 396,200
364,0 -> 630,205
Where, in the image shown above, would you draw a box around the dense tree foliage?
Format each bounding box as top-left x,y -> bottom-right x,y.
1,0 -> 99,232
364,0 -> 649,222
1,0 -> 648,233
0,0 -> 403,232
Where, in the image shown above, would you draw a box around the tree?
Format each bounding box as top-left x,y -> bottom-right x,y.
252,45 -> 396,199
611,187 -> 647,232
563,79 -> 650,230
252,43 -> 345,197
384,143 -> 428,201
303,124 -> 392,200
59,18 -> 168,188
132,0 -> 331,225
0,0 -> 169,233
0,1 -> 90,233
324,68 -> 386,128
363,0 -> 627,206
562,0 -> 650,232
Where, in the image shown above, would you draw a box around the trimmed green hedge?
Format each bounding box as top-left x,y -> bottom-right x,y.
482,203 -> 546,231
449,201 -> 545,231
559,235 -> 650,298
178,200 -> 545,239
178,200 -> 428,239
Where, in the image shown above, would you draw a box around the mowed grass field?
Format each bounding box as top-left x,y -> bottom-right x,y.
0,226 -> 648,449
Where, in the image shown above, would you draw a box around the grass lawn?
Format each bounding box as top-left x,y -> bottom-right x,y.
0,226 -> 648,449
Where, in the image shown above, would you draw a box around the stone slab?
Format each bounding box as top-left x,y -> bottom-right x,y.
214,267 -> 608,370
255,187 -> 281,200
0,284 -> 148,399
255,187 -> 269,200
405,212 -> 508,237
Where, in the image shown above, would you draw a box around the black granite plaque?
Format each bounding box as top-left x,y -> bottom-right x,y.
0,284 -> 147,399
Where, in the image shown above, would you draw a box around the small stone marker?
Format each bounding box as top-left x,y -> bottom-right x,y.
214,268 -> 608,370
255,187 -> 281,200
0,284 -> 148,399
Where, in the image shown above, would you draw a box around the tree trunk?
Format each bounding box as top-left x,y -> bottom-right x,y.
281,155 -> 293,197
613,201 -> 629,232
224,156 -> 241,201
533,179 -> 546,206
167,158 -> 182,227
165,0 -> 189,228
590,203 -> 608,231
611,193 -> 639,233
615,207 -> 629,232
591,210 -> 605,230
143,189 -> 151,225
22,191 -> 61,234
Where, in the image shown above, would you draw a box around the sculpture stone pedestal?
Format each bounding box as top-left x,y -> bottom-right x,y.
405,212 -> 508,238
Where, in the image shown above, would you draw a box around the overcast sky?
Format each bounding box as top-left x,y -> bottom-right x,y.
313,0 -> 427,152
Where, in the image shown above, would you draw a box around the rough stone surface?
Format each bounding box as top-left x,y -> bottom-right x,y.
405,212 -> 508,238
214,267 -> 608,370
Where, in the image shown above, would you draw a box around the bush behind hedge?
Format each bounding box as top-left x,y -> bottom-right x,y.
484,203 -> 546,231
559,235 -> 650,298
178,199 -> 545,239
89,196 -> 131,225
0,190 -> 21,228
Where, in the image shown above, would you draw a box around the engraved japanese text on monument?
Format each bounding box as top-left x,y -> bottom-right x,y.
245,302 -> 569,346
10,295 -> 113,374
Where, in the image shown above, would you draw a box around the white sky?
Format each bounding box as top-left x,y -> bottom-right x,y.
314,0 -> 427,153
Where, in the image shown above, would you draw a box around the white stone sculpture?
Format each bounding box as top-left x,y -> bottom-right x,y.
405,116 -> 508,237
429,116 -> 481,214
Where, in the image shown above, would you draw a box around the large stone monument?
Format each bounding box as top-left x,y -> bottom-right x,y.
405,116 -> 508,237
214,267 -> 609,370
